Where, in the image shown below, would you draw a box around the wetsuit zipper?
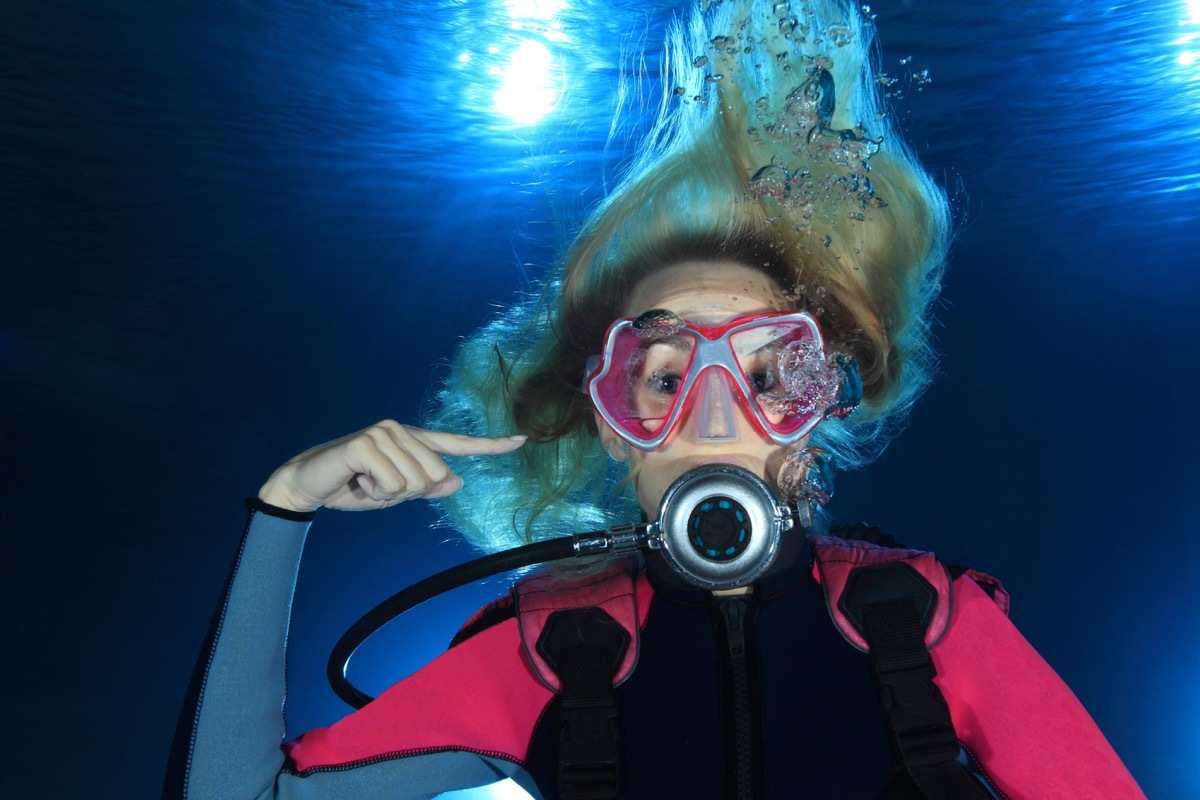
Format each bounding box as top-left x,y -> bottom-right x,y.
719,597 -> 756,800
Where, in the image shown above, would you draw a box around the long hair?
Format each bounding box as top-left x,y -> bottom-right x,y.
428,0 -> 951,552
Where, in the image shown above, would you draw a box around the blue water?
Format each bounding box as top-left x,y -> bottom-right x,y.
2,0 -> 1198,797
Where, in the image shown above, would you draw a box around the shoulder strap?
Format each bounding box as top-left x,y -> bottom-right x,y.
811,534 -> 993,800
810,533 -> 957,651
537,607 -> 626,800
514,559 -> 646,800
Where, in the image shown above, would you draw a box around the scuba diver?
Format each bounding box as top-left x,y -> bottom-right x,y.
165,0 -> 1144,798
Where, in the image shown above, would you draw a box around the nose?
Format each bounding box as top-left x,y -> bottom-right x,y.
691,367 -> 745,443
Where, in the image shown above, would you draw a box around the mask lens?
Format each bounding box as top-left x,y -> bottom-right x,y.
626,334 -> 694,431
590,325 -> 698,443
729,320 -> 822,436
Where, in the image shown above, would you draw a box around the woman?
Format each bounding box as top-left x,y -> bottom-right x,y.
168,1 -> 1143,797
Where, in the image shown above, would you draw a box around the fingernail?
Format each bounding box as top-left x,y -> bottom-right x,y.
508,435 -> 528,442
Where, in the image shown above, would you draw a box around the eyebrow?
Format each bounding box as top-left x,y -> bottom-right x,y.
638,334 -> 692,352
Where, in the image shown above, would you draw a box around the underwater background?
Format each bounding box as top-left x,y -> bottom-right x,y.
2,0 -> 1197,796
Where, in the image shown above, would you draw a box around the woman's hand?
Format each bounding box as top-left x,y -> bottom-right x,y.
257,420 -> 527,513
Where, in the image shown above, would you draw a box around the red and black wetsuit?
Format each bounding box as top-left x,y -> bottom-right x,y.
165,500 -> 1144,799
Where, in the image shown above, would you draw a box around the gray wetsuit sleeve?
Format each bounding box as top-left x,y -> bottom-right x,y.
173,508 -> 543,800
181,508 -> 307,799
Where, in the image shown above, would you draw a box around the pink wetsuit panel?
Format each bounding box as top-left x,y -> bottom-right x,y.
933,577 -> 1145,799
286,616 -> 553,770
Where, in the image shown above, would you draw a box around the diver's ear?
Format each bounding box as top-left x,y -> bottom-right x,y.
594,411 -> 631,463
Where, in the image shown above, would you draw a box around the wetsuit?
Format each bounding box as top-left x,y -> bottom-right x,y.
165,500 -> 1145,799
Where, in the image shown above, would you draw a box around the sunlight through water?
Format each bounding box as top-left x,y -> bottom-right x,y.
488,0 -> 568,125
1178,0 -> 1200,69
492,39 -> 563,125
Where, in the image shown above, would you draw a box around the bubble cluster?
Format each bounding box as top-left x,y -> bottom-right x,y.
749,163 -> 792,200
777,446 -> 835,507
748,65 -> 886,225
756,337 -> 862,426
877,57 -> 933,101
673,2 -> 908,260
775,338 -> 844,414
762,68 -> 834,143
825,354 -> 862,419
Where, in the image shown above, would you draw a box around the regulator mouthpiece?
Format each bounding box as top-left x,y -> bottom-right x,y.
648,464 -> 796,590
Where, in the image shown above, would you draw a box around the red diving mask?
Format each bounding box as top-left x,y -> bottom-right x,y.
585,309 -> 861,452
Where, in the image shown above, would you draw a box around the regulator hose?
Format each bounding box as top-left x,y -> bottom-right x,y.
328,535 -> 577,709
329,464 -> 796,708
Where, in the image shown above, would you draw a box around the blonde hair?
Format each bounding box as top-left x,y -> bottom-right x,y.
429,0 -> 951,552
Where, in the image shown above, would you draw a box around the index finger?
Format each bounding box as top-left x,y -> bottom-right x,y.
405,427 -> 528,457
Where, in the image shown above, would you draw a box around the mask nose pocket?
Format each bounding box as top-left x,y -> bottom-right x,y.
695,368 -> 739,442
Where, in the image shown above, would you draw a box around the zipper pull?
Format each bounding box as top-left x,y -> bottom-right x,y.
720,598 -> 747,659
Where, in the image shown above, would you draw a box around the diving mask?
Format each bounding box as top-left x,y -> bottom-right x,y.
585,309 -> 861,451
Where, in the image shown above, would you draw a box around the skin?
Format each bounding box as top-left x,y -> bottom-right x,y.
257,422 -> 527,513
594,259 -> 806,520
258,259 -> 803,521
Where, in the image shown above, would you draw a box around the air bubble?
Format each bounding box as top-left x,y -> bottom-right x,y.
749,163 -> 792,200
631,309 -> 685,339
827,25 -> 853,46
694,55 -> 709,68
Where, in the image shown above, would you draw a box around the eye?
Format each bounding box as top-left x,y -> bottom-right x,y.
628,369 -> 682,421
625,337 -> 693,419
748,371 -> 777,394
649,370 -> 683,395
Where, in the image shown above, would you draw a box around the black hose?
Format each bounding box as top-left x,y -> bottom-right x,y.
328,535 -> 579,709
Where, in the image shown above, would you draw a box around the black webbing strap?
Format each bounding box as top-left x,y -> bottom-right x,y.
536,607 -> 628,800
844,564 -> 991,800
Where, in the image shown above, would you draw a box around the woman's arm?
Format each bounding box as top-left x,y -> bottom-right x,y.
164,422 -> 526,799
168,501 -> 310,799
